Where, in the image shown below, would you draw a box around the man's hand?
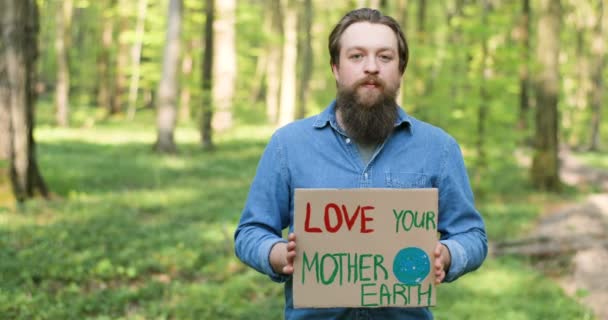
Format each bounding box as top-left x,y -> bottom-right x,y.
270,233 -> 297,275
433,242 -> 451,284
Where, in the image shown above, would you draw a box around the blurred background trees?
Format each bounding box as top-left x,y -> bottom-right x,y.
1,0 -> 607,198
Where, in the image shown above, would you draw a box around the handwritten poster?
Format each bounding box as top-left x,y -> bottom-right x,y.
293,188 -> 438,308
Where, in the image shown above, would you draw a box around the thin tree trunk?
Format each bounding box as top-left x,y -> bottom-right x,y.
588,0 -> 606,151
296,0 -> 312,119
96,1 -> 115,111
127,0 -> 148,120
518,0 -> 531,131
265,0 -> 282,124
179,39 -> 195,123
531,0 -> 562,191
278,0 -> 297,126
201,0 -> 214,149
476,0 -> 490,185
1,0 -> 49,202
0,51 -> 9,160
54,0 -> 73,127
211,0 -> 236,131
154,0 -> 182,153
113,0 -> 129,115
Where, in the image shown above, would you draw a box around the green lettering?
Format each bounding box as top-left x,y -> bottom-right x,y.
334,253 -> 347,285
413,210 -> 425,229
373,254 -> 388,280
392,283 -> 409,305
379,283 -> 391,306
401,210 -> 414,231
417,283 -> 433,305
426,211 -> 436,230
348,253 -> 358,283
320,253 -> 339,285
302,251 -> 319,284
393,209 -> 404,232
360,283 -> 378,307
359,254 -> 372,281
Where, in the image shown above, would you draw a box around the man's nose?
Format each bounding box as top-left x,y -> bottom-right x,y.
364,57 -> 379,74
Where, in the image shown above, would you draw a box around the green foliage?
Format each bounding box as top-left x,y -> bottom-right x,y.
0,110 -> 595,319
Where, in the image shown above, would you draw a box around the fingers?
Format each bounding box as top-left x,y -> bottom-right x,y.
433,243 -> 445,284
282,233 -> 297,275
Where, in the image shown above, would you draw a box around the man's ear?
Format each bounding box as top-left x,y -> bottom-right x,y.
331,63 -> 340,81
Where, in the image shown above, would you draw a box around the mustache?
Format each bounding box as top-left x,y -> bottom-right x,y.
354,76 -> 386,88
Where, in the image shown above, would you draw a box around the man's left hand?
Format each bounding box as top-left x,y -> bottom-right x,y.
433,243 -> 451,284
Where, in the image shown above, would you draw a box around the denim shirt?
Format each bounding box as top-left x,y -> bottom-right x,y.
234,102 -> 487,320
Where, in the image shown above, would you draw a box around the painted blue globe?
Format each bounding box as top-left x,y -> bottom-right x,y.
392,247 -> 431,285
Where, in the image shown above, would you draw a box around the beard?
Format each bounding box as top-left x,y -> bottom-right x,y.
336,76 -> 399,146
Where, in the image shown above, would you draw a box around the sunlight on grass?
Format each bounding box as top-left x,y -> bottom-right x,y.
576,151 -> 608,170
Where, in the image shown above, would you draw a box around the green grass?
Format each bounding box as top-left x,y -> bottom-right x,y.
576,151 -> 608,170
0,109 -> 595,319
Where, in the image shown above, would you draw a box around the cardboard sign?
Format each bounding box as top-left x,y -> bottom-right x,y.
293,188 -> 438,308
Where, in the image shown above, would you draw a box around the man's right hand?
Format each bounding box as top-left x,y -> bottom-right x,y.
270,233 -> 297,275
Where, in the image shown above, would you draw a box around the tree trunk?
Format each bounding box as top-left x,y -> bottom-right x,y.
154,0 -> 182,154
201,0 -> 214,149
1,0 -> 49,202
112,0 -> 129,115
211,0 -> 236,131
278,0 -> 297,127
54,0 -> 73,127
179,39 -> 195,123
96,0 -> 115,112
476,0 -> 490,184
517,0 -> 531,131
296,0 -> 312,119
588,0 -> 606,151
265,0 -> 283,124
531,0 -> 562,191
127,0 -> 148,120
0,52 -> 9,161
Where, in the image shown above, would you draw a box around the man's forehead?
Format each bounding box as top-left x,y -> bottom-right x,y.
340,22 -> 398,51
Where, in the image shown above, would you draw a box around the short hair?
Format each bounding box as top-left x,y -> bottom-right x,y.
328,8 -> 409,74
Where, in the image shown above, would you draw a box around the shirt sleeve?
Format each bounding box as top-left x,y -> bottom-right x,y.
234,132 -> 292,282
437,137 -> 488,282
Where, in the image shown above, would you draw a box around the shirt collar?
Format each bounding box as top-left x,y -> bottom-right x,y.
312,100 -> 414,134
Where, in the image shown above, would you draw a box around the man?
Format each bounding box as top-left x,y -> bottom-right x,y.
235,8 -> 487,319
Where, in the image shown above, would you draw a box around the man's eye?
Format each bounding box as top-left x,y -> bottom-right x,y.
350,54 -> 363,60
379,55 -> 393,62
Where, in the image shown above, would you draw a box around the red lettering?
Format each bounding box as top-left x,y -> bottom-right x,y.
324,203 -> 342,233
360,206 -> 375,233
304,202 -> 322,233
304,202 -> 375,233
342,205 -> 360,230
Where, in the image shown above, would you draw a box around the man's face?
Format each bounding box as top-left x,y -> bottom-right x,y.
332,22 -> 402,106
332,22 -> 402,145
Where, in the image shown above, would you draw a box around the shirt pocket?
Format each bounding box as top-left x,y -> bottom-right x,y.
384,172 -> 431,188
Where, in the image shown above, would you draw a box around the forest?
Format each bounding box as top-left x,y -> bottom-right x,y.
1,0 -> 606,318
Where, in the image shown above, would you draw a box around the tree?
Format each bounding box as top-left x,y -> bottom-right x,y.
212,0 -> 236,131
127,0 -> 149,120
296,0 -> 313,119
531,0 -> 562,190
265,0 -> 283,124
588,0 -> 606,151
517,0 -> 531,131
0,0 -> 49,202
278,0 -> 297,126
201,0 -> 214,149
154,0 -> 182,153
96,0 -> 116,113
54,0 -> 73,127
113,0 -> 130,115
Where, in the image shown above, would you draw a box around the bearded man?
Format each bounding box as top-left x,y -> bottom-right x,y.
234,7 -> 487,320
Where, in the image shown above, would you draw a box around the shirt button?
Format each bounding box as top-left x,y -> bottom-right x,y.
345,138 -> 351,144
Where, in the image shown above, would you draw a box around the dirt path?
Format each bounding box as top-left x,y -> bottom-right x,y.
535,150 -> 608,319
